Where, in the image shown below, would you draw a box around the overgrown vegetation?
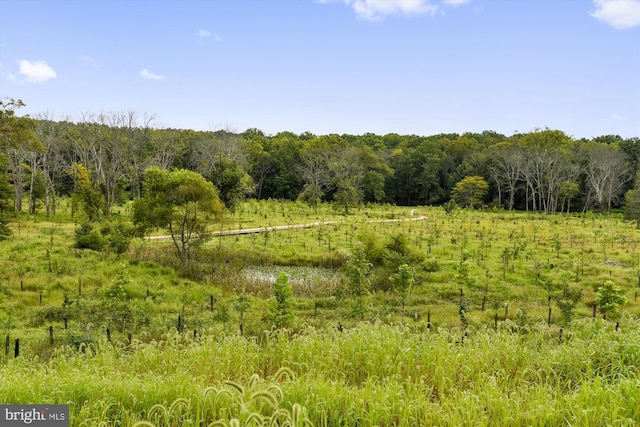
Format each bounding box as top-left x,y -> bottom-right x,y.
2,99 -> 640,425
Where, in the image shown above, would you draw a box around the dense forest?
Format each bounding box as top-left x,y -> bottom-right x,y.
2,99 -> 640,220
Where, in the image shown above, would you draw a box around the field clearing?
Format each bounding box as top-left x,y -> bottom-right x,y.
1,200 -> 640,425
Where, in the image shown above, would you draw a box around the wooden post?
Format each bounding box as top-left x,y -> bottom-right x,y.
593,303 -> 597,318
39,293 -> 43,307
5,334 -> 9,356
559,328 -> 563,342
64,318 -> 68,330
193,329 -> 197,338
128,333 -> 132,345
49,325 -> 54,345
177,315 -> 182,333
14,339 -> 19,358
481,295 -> 486,311
78,279 -> 82,297
146,289 -> 150,298
20,280 -> 24,291
548,307 -> 552,326
494,312 -> 498,329
106,328 -> 111,343
427,311 -> 432,331
210,295 -> 214,312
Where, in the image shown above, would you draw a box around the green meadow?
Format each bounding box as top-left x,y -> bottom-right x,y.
1,200 -> 640,426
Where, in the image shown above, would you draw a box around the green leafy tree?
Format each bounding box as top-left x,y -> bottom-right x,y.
270,272 -> 293,329
389,264 -> 413,323
208,157 -> 254,212
0,98 -> 37,149
74,223 -> 104,251
132,167 -> 223,267
451,175 -> 489,208
624,187 -> 640,228
555,284 -> 583,326
1,98 -> 39,226
0,155 -> 13,239
344,241 -> 372,319
103,264 -> 132,332
596,280 -> 626,320
71,162 -> 104,221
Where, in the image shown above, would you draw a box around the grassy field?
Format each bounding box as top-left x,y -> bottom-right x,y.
1,200 -> 640,425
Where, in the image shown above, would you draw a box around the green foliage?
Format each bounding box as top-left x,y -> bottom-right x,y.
596,280 -> 626,320
443,199 -> 457,215
555,284 -> 583,326
0,153 -> 14,239
0,98 -> 38,150
344,241 -> 372,319
389,263 -> 413,323
209,158 -> 254,212
101,218 -> 134,255
133,167 -> 223,267
451,175 -> 489,208
74,223 -> 105,251
624,188 -> 640,227
103,264 -> 133,332
233,294 -> 251,335
270,272 -> 293,329
3,321 -> 640,426
71,162 -> 104,221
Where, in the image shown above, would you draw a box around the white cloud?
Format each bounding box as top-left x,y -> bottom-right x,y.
140,68 -> 166,80
611,114 -> 625,120
590,0 -> 640,29
199,29 -> 222,42
443,0 -> 470,6
318,0 -> 439,21
17,59 -> 56,83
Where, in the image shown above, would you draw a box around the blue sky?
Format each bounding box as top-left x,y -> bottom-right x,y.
1,0 -> 639,139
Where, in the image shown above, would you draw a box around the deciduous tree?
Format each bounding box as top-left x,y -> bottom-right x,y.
132,167 -> 223,267
450,176 -> 489,208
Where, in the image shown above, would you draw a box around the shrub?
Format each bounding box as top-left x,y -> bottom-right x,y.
74,223 -> 105,251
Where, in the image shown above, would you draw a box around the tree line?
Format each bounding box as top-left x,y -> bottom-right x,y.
2,98 -> 640,223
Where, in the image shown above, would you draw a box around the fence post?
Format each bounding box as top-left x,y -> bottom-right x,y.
5,334 -> 9,357
14,339 -> 19,358
49,325 -> 54,345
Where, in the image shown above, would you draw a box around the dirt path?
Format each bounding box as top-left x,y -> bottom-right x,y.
147,214 -> 427,241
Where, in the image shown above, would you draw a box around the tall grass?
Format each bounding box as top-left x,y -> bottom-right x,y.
1,319 -> 639,426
